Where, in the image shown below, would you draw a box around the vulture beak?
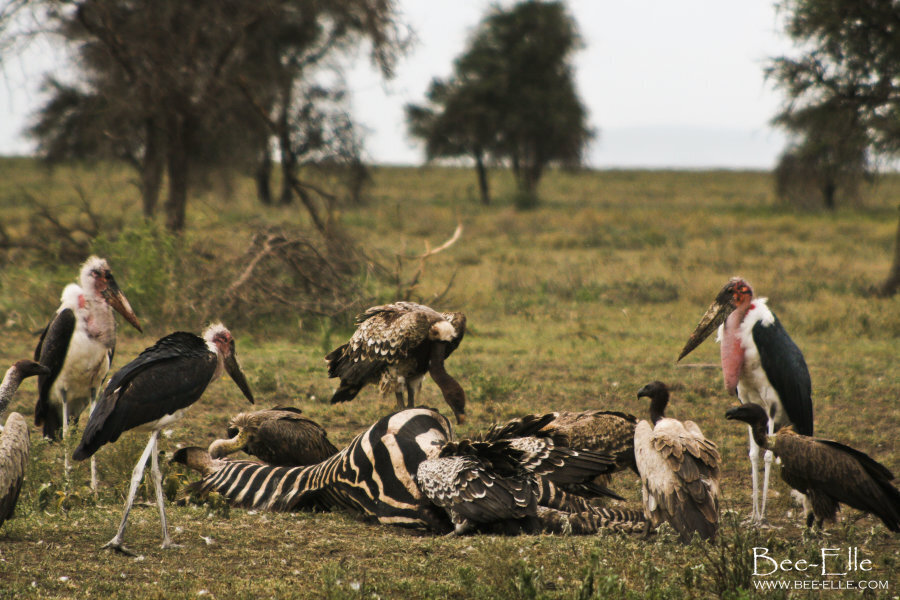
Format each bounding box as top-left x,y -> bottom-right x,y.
224,344 -> 255,404
677,291 -> 736,362
14,359 -> 51,378
102,277 -> 143,333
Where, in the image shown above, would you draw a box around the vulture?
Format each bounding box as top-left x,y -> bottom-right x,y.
678,276 -> 812,525
505,409 -> 638,482
0,360 -> 50,527
326,302 -> 467,423
726,403 -> 900,532
208,407 -> 338,465
173,408 -> 647,535
634,381 -> 720,543
417,413 -> 629,535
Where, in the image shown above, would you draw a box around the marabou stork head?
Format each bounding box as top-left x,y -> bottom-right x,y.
80,256 -> 143,333
204,323 -> 255,405
677,277 -> 753,361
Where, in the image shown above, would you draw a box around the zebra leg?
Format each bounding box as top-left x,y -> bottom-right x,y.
150,433 -> 178,549
103,430 -> 158,555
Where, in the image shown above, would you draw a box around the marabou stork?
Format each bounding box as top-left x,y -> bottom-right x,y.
326,302 -> 467,424
73,323 -> 254,554
726,404 -> 900,532
208,407 -> 338,465
678,277 -> 812,525
34,256 -> 142,488
634,381 -> 720,543
1,360 -> 50,527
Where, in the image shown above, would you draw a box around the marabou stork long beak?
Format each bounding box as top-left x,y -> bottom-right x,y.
223,350 -> 255,404
102,277 -> 143,333
677,292 -> 736,362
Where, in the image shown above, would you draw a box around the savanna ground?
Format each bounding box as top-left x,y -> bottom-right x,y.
0,160 -> 898,599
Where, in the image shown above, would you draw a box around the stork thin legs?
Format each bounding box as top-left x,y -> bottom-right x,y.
89,389 -> 98,493
747,425 -> 761,524
103,429 -> 173,555
61,392 -> 71,483
760,419 -> 775,523
151,435 -> 178,549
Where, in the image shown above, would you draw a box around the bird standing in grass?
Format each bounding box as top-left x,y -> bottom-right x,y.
34,256 -> 142,489
74,323 -> 254,554
208,407 -> 338,465
726,403 -> 900,532
634,381 -> 720,543
0,360 -> 50,527
678,277 -> 812,525
326,302 -> 467,423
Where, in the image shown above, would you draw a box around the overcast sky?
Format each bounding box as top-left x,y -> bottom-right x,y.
0,1 -> 795,169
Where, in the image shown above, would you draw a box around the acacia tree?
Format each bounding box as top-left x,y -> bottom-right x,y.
772,100 -> 870,209
406,0 -> 594,206
26,0 -> 404,232
768,0 -> 900,294
406,79 -> 497,204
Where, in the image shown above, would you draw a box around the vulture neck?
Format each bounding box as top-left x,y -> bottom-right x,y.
648,396 -> 668,425
0,366 -> 25,415
428,341 -> 466,423
209,429 -> 250,458
749,422 -> 771,449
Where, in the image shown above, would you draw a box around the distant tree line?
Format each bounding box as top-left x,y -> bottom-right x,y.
18,0 -> 406,232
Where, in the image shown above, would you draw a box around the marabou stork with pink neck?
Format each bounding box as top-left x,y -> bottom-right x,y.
678,277 -> 812,526
34,256 -> 142,488
74,323 -> 254,555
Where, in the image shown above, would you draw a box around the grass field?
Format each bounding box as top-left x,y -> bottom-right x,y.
0,161 -> 898,599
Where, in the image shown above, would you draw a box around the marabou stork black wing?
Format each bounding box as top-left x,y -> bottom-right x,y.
752,316 -> 813,435
33,308 -> 76,435
74,332 -> 217,460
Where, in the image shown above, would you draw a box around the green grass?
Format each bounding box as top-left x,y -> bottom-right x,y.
0,161 -> 898,598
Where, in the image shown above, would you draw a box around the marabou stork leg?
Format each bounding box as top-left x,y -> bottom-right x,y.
89,390 -> 98,493
747,425 -> 761,525
760,419 -> 775,523
150,433 -> 178,549
394,390 -> 405,409
102,429 -> 159,556
61,391 -> 71,484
